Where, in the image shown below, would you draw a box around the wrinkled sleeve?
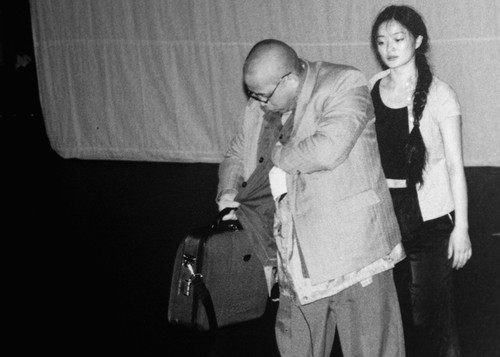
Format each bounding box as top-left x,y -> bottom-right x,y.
217,124 -> 245,201
272,70 -> 372,174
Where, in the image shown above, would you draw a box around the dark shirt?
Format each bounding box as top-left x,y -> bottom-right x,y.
371,79 -> 408,180
257,111 -> 284,164
235,110 -> 288,267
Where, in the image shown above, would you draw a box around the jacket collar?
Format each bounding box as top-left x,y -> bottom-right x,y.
291,59 -> 316,137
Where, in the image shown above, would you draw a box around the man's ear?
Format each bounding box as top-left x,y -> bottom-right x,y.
288,72 -> 301,87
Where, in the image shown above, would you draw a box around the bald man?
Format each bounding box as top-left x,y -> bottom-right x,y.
217,39 -> 405,357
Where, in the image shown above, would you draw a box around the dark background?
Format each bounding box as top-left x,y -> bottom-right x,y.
3,2 -> 499,356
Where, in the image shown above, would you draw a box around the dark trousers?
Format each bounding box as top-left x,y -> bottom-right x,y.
391,187 -> 461,357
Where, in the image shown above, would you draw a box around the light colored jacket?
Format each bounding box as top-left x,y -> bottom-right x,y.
268,61 -> 401,284
369,70 -> 461,221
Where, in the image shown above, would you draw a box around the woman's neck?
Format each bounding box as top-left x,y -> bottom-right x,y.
380,63 -> 418,108
388,64 -> 418,89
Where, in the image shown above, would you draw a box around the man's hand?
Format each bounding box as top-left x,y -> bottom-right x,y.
217,192 -> 240,220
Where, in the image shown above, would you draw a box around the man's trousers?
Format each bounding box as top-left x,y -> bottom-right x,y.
275,269 -> 405,357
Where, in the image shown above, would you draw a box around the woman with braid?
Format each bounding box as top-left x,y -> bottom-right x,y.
369,5 -> 472,357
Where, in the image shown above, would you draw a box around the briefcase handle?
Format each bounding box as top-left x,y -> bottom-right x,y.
212,207 -> 243,232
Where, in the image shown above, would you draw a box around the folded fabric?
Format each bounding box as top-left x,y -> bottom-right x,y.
269,166 -> 287,200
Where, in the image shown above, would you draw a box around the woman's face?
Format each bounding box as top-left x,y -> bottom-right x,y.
376,20 -> 422,69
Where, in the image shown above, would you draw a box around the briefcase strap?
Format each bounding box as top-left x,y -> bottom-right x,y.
191,275 -> 218,330
181,208 -> 240,331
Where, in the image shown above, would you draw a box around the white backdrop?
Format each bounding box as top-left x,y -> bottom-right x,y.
30,0 -> 500,166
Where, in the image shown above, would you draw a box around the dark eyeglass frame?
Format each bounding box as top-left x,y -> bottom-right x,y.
246,72 -> 292,103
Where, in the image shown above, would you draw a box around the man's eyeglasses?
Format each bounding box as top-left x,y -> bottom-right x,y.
246,72 -> 292,103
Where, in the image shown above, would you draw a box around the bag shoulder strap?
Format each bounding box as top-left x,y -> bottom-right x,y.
192,275 -> 218,330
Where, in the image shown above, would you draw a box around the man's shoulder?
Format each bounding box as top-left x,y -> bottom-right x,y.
310,61 -> 367,88
313,61 -> 363,76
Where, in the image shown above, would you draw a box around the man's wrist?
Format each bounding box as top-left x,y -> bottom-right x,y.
216,189 -> 238,203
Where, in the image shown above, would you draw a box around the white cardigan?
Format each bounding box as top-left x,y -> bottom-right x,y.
369,70 -> 461,221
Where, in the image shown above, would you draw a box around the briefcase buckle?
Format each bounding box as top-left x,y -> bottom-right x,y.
180,254 -> 203,296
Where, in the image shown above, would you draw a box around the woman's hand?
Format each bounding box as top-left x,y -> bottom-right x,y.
448,226 -> 472,269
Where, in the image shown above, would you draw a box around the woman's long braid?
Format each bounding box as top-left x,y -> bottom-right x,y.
405,52 -> 432,185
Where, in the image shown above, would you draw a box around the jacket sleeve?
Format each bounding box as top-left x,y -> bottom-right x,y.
216,104 -> 252,201
272,70 -> 373,174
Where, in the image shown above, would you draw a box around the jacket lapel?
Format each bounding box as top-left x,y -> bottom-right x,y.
291,60 -> 318,139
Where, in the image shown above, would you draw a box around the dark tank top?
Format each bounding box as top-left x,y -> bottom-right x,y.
371,79 -> 409,180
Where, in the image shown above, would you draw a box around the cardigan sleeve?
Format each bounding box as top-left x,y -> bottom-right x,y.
432,79 -> 461,122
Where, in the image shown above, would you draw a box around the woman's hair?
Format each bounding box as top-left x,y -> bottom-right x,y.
371,5 -> 433,185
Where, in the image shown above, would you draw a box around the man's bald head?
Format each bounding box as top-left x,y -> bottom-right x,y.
243,39 -> 304,113
243,39 -> 300,81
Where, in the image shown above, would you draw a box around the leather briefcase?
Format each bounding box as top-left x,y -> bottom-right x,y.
168,208 -> 269,330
